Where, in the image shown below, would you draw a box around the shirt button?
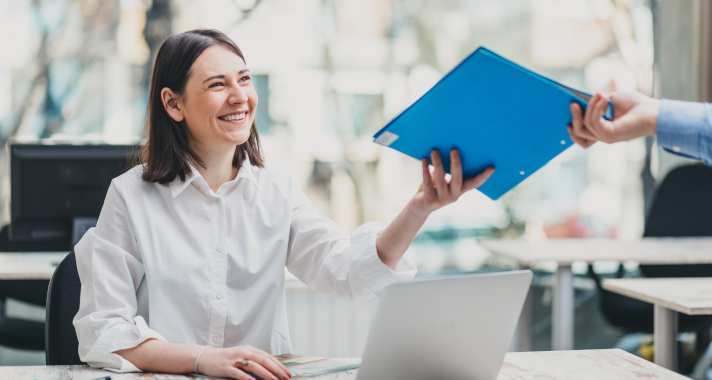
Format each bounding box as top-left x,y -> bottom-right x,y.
672,146 -> 681,153
213,336 -> 220,343
214,197 -> 221,204
216,244 -> 223,252
215,291 -> 222,299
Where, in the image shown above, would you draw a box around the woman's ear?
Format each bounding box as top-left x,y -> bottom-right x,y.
161,88 -> 184,122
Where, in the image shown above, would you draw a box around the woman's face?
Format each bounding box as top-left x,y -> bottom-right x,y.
168,44 -> 258,151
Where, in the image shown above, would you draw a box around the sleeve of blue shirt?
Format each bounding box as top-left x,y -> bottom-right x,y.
656,99 -> 712,165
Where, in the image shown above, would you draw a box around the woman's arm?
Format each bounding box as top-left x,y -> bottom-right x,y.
116,340 -> 291,380
376,149 -> 494,269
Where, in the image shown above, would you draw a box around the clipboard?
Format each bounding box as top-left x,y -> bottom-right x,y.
373,46 -> 612,200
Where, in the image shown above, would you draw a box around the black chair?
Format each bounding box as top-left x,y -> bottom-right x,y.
45,250 -> 85,365
589,164 -> 712,352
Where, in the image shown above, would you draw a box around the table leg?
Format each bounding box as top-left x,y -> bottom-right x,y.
552,265 -> 574,351
654,305 -> 678,371
510,266 -> 533,352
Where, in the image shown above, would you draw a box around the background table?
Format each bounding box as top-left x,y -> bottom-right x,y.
603,277 -> 712,374
2,349 -> 684,380
480,237 -> 712,351
0,252 -> 68,279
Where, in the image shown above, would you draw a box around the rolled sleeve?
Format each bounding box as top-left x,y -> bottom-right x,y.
286,180 -> 417,301
656,99 -> 712,164
73,182 -> 167,372
351,221 -> 417,296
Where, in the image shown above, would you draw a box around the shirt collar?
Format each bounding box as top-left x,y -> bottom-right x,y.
169,157 -> 262,198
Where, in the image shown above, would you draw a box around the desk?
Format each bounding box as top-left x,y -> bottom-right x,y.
0,252 -> 68,279
603,277 -> 712,372
480,237 -> 712,351
1,349 -> 684,379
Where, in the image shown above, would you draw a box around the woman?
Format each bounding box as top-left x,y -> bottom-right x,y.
73,29 -> 494,380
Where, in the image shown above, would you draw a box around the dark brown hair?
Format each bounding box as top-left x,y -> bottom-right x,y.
141,29 -> 264,184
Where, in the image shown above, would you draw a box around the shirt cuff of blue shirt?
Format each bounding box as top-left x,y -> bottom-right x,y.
656,98 -> 709,161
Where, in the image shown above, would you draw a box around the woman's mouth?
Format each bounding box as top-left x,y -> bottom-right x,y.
218,112 -> 247,121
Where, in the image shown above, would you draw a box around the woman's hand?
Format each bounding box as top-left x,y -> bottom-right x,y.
411,149 -> 494,217
568,91 -> 661,148
198,345 -> 292,380
375,148 -> 493,269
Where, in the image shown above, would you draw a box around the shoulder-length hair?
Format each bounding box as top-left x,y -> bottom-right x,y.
141,29 -> 264,184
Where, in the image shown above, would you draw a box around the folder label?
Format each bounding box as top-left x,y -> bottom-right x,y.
374,131 -> 399,147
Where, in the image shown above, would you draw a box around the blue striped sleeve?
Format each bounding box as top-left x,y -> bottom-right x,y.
656,99 -> 712,165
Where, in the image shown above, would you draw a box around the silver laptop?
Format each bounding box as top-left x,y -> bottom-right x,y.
356,270 -> 532,380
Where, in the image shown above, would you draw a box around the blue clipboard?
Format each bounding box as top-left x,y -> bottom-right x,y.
373,46 -> 612,200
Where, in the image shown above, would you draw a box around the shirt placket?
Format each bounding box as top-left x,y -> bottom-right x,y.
207,195 -> 228,347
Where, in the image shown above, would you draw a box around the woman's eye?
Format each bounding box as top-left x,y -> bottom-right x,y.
239,76 -> 251,83
209,82 -> 224,88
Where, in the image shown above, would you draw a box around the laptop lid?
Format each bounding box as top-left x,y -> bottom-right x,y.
356,270 -> 533,380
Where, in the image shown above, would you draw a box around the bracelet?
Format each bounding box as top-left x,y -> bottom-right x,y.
194,345 -> 210,374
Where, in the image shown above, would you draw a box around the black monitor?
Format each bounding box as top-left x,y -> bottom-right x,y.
9,143 -> 140,251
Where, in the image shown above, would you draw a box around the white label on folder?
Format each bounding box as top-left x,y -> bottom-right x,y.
374,131 -> 399,146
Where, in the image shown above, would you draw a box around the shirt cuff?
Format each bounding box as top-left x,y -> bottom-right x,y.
656,98 -> 709,160
351,221 -> 417,296
82,316 -> 167,372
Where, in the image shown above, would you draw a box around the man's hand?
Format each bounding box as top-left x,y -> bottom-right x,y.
568,91 -> 661,148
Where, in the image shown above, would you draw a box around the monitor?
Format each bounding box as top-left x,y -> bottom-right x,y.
9,143 -> 140,251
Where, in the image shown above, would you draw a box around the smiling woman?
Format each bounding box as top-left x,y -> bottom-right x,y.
71,29 -> 494,380
141,29 -> 264,186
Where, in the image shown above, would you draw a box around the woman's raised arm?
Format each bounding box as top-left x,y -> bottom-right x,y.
375,149 -> 494,269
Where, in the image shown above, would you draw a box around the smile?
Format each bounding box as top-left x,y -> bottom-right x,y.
218,112 -> 247,121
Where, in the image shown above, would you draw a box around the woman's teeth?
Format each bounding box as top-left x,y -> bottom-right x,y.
219,112 -> 246,121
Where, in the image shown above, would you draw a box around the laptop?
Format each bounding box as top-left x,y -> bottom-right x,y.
355,270 -> 533,380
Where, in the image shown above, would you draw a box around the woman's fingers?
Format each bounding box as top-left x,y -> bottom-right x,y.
462,166 -> 494,192
570,102 -> 596,141
247,352 -> 291,380
227,366 -> 256,380
251,348 -> 291,375
567,126 -> 595,148
449,149 -> 463,197
240,359 -> 282,380
421,158 -> 436,200
430,150 -> 449,200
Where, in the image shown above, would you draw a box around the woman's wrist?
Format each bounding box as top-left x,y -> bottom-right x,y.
195,345 -> 210,374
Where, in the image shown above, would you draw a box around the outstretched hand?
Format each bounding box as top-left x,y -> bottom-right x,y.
568,91 -> 661,148
410,149 -> 494,217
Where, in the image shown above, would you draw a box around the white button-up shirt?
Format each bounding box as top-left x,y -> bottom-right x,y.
73,159 -> 417,372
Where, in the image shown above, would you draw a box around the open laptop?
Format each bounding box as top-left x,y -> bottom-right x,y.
356,270 -> 532,380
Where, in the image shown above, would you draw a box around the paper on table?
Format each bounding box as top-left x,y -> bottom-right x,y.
276,354 -> 359,378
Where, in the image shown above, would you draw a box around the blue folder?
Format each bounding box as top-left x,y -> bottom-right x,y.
372,47 -> 612,200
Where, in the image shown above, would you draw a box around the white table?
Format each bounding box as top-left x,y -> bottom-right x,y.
2,349 -> 684,379
480,237 -> 712,351
0,252 -> 69,279
603,277 -> 712,373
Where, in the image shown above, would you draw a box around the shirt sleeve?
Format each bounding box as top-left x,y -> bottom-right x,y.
285,180 -> 417,301
656,98 -> 712,165
73,181 -> 167,372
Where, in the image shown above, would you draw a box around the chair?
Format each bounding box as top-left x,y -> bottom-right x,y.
45,250 -> 84,365
588,164 -> 712,373
0,224 -> 70,353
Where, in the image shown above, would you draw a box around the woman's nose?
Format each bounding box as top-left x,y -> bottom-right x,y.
228,83 -> 249,104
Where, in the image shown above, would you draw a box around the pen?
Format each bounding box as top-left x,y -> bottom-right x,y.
91,376 -> 111,380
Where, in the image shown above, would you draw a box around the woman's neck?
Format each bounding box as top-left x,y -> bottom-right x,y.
191,144 -> 239,193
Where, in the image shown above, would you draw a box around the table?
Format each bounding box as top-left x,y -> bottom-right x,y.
603,277 -> 712,372
0,252 -> 69,279
1,349 -> 684,379
480,237 -> 712,351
